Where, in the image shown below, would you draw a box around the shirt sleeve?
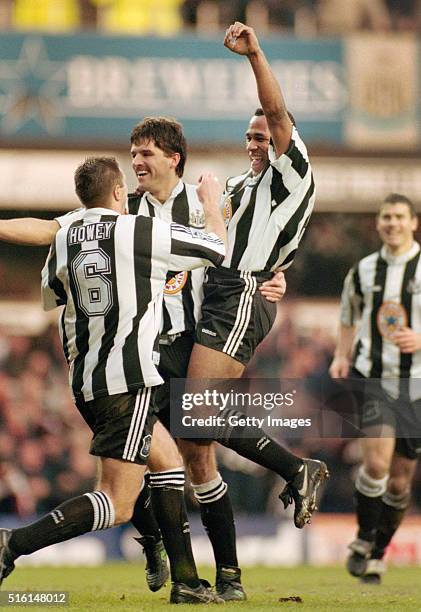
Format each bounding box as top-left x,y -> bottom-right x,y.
271,127 -> 310,190
55,207 -> 85,228
41,238 -> 67,311
340,265 -> 363,326
168,223 -> 225,271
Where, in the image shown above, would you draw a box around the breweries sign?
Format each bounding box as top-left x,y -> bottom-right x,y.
0,33 -> 345,145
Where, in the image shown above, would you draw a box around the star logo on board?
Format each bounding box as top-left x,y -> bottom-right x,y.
0,37 -> 67,135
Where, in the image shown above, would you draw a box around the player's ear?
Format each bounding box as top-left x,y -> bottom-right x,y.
170,152 -> 181,172
412,215 -> 418,231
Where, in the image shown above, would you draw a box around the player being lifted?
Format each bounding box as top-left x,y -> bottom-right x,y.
176,21 -> 328,547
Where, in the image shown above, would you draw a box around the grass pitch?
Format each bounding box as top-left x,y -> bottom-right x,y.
3,564 -> 421,611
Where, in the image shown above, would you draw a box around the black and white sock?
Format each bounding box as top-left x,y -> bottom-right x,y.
192,473 -> 239,572
149,469 -> 199,588
9,491 -> 115,557
372,490 -> 410,559
355,467 -> 388,542
131,478 -> 161,541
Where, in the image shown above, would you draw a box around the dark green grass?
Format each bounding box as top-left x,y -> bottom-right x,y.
3,564 -> 421,611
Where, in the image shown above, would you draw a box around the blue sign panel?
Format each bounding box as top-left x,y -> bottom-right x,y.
0,33 -> 345,145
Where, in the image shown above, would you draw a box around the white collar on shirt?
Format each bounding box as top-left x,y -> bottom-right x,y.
145,179 -> 184,208
82,207 -> 120,218
380,241 -> 420,265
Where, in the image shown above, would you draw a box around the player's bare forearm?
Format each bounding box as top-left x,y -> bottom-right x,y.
248,49 -> 286,120
196,173 -> 227,246
0,218 -> 59,246
224,22 -> 292,155
329,324 -> 355,378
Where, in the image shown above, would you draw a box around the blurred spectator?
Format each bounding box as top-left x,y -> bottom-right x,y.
94,0 -> 183,35
386,0 -> 420,32
12,0 -> 81,31
316,0 -> 391,34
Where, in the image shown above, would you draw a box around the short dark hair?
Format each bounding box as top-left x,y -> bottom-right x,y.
379,193 -> 417,218
130,117 -> 187,177
74,157 -> 123,208
253,107 -> 296,126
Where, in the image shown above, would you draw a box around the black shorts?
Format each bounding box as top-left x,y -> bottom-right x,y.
155,333 -> 194,430
351,369 -> 421,460
76,388 -> 157,465
195,267 -> 277,365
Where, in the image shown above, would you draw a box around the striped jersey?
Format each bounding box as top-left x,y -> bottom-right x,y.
340,242 -> 421,399
128,180 -> 206,336
43,207 -> 225,402
57,181 -> 205,337
222,126 -> 315,272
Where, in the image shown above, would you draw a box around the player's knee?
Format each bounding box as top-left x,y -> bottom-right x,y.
387,475 -> 411,497
178,439 -> 216,482
148,449 -> 183,472
363,457 -> 390,480
112,498 -> 136,524
188,462 -> 216,484
98,485 -> 138,524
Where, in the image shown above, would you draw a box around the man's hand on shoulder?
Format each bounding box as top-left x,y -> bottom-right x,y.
224,22 -> 260,57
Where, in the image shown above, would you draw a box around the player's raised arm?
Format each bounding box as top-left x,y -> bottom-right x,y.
0,218 -> 60,246
224,22 -> 292,156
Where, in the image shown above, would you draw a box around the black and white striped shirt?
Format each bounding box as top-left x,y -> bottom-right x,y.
340,242 -> 421,399
128,181 -> 206,336
57,181 -> 206,337
222,127 -> 315,272
43,207 -> 225,401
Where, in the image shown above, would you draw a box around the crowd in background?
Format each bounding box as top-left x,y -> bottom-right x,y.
0,0 -> 420,36
3,211 -> 421,518
3,313 -> 421,520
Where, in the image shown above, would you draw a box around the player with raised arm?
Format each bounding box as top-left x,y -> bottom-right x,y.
177,22 -> 328,546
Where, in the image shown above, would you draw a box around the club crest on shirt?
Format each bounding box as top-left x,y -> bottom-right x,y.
376,301 -> 407,341
223,195 -> 232,228
189,209 -> 205,228
164,271 -> 188,295
407,278 -> 421,294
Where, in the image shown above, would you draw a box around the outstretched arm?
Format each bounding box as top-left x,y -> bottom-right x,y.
0,218 -> 59,246
224,21 -> 292,156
